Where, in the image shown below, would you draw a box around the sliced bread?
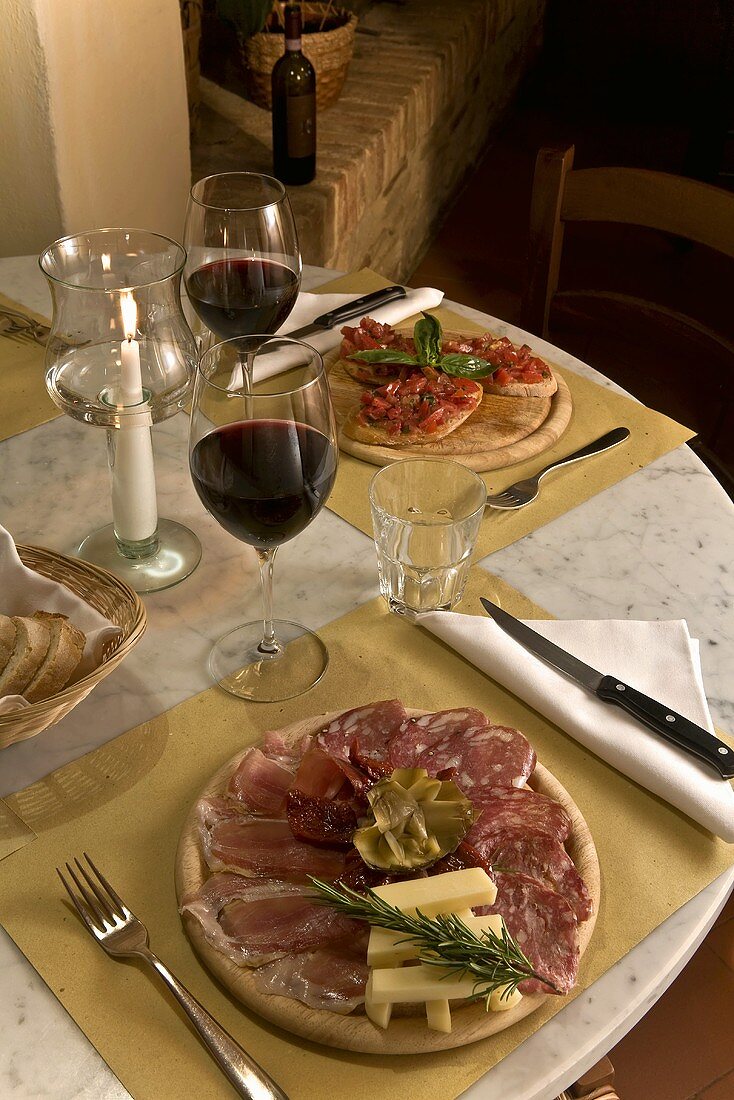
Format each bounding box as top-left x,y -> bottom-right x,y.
23,612 -> 86,703
0,614 -> 16,673
0,616 -> 52,696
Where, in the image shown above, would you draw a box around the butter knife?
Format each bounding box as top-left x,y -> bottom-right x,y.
479,597 -> 734,780
286,285 -> 407,341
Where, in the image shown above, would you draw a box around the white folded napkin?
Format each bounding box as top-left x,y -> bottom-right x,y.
0,526 -> 122,715
278,286 -> 444,355
418,610 -> 734,842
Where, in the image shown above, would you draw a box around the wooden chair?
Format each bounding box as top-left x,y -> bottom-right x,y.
521,144 -> 734,492
557,1055 -> 620,1099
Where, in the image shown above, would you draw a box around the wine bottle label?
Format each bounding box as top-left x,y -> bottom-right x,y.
287,95 -> 316,158
285,36 -> 301,50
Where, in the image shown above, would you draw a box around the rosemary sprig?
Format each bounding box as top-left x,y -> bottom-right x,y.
309,877 -> 559,1005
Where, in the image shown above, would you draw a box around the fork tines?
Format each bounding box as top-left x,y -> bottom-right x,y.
57,853 -> 128,932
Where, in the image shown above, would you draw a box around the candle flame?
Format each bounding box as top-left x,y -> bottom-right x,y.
101,252 -> 112,272
120,291 -> 137,341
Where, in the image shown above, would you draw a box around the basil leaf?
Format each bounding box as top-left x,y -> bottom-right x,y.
413,312 -> 442,365
439,354 -> 500,378
349,349 -> 418,365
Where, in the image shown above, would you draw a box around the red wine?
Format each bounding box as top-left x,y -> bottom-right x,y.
186,258 -> 300,339
190,419 -> 337,549
272,4 -> 316,186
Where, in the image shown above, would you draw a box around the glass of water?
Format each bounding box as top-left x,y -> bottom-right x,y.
369,458 -> 487,613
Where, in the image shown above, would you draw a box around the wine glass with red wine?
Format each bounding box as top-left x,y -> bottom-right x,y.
183,173 -> 301,345
189,335 -> 338,701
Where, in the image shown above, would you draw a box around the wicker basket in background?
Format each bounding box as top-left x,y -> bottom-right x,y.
241,3 -> 357,111
181,0 -> 204,134
0,547 -> 147,750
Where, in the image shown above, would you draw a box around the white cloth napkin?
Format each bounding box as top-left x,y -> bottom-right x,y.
418,610 -> 734,842
0,526 -> 122,715
278,286 -> 444,354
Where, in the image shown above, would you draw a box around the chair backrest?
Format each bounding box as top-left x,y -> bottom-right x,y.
521,144 -> 734,338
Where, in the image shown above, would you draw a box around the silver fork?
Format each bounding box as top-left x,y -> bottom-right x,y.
57,853 -> 289,1100
485,426 -> 630,509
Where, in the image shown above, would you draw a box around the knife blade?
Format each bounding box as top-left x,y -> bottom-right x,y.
479,597 -> 734,780
286,285 -> 407,341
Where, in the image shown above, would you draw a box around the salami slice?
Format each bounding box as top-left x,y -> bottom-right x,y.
484,871 -> 579,994
480,827 -> 592,922
317,699 -> 407,762
389,710 -> 536,791
467,786 -> 572,849
388,708 -> 489,767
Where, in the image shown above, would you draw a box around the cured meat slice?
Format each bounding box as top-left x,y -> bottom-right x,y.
390,710 -> 536,791
198,798 -> 346,881
253,937 -> 370,1013
484,871 -> 579,995
180,873 -> 358,966
317,699 -> 407,762
480,827 -> 592,922
261,728 -> 313,760
286,789 -> 357,846
388,708 -> 490,767
226,748 -> 294,816
467,786 -> 572,849
291,747 -> 345,800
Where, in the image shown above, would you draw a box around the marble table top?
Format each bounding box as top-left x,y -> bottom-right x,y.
0,255 -> 732,1100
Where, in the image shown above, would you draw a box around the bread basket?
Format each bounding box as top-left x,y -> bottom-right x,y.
0,546 -> 147,750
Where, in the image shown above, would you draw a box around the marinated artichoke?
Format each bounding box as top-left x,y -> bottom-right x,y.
353,768 -> 478,872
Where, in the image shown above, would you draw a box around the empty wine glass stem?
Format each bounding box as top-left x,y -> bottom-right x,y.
256,548 -> 279,654
107,426 -> 160,557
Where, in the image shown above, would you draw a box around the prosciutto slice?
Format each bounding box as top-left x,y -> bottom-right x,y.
389,710 -> 536,791
484,871 -> 579,995
467,786 -> 572,849
253,937 -> 370,1013
227,748 -> 294,816
291,747 -> 345,800
198,798 -> 346,880
317,699 -> 407,762
181,873 -> 358,966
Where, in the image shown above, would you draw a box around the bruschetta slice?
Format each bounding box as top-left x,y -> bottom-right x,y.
342,368 -> 483,447
340,319 -> 558,398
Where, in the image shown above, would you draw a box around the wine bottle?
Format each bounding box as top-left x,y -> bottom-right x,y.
272,3 -> 316,186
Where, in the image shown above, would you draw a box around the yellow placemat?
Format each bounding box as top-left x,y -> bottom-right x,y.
0,568 -> 731,1100
0,292 -> 59,442
315,271 -> 695,558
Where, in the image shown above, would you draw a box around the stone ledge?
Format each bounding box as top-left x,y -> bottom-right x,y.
194,0 -> 546,281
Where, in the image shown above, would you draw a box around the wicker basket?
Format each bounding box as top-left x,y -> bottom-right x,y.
0,546 -> 147,750
241,4 -> 357,111
180,0 -> 203,133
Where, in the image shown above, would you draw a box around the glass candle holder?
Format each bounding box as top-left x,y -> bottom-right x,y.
39,229 -> 202,593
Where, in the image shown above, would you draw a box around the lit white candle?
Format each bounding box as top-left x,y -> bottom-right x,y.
110,293 -> 158,545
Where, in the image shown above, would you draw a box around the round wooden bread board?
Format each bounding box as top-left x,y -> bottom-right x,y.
175,709 -> 600,1054
323,344 -> 573,472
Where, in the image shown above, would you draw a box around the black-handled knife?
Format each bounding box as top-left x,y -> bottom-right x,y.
479,597 -> 734,780
286,285 -> 408,341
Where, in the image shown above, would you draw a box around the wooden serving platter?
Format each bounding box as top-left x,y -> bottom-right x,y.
175,709 -> 600,1055
324,346 -> 573,472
